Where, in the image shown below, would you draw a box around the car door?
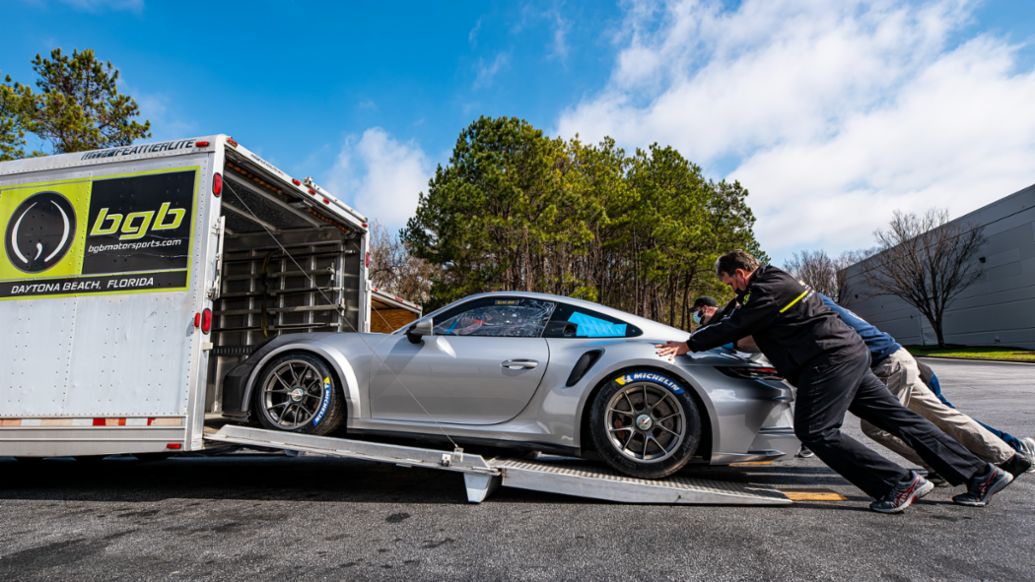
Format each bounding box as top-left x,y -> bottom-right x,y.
368,297 -> 554,425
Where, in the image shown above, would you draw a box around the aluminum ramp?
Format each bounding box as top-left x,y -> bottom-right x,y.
205,425 -> 791,506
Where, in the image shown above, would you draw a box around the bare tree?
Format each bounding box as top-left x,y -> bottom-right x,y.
865,209 -> 984,347
368,222 -> 436,306
785,250 -> 840,300
833,249 -> 873,304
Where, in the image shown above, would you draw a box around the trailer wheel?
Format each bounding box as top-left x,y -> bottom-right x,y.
588,370 -> 701,479
252,352 -> 345,436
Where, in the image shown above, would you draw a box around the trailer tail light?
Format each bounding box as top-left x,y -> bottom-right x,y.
292,178 -> 301,186
194,313 -> 201,328
212,172 -> 223,197
365,252 -> 370,268
226,136 -> 238,148
195,140 -> 210,147
201,308 -> 212,334
166,443 -> 183,450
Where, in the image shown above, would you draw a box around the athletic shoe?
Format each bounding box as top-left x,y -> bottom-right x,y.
796,445 -> 815,459
998,454 -> 1032,479
952,464 -> 1014,507
870,472 -> 934,514
1022,437 -> 1035,473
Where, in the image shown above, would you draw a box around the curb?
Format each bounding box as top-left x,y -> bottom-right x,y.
914,355 -> 1035,365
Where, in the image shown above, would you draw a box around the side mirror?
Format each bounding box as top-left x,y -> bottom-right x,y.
406,318 -> 434,344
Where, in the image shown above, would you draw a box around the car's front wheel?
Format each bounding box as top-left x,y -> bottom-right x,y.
588,370 -> 702,479
252,352 -> 345,436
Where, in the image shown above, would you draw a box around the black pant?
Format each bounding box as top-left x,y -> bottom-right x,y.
794,353 -> 987,499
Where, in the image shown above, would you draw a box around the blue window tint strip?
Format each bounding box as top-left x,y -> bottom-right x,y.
568,311 -> 627,337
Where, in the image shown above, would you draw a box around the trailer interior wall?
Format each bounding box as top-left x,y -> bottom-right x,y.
205,154 -> 364,413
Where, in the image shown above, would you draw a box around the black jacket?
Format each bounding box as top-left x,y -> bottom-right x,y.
687,265 -> 867,383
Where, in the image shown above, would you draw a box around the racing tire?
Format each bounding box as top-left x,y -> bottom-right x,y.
251,352 -> 345,436
589,370 -> 702,479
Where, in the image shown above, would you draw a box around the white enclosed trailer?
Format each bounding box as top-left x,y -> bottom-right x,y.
0,136 -> 791,506
0,135 -> 370,457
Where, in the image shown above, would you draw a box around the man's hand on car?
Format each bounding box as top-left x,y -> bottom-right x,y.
655,341 -> 690,360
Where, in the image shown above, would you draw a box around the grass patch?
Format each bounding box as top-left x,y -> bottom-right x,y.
905,345 -> 1035,363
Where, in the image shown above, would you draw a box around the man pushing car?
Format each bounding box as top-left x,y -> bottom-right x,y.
656,250 -> 1014,513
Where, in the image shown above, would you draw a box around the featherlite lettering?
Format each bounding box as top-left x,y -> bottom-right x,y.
80,140 -> 195,160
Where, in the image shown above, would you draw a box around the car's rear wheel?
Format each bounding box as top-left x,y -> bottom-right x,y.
589,370 -> 701,479
252,352 -> 345,436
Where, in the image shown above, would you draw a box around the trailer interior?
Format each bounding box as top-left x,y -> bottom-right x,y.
204,149 -> 366,414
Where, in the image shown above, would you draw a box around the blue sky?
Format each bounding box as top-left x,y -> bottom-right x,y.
5,0 -> 1035,266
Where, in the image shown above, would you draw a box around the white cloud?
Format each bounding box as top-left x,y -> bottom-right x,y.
133,90 -> 195,140
326,128 -> 433,232
54,0 -> 143,13
556,0 -> 1035,263
474,52 -> 511,89
548,9 -> 570,61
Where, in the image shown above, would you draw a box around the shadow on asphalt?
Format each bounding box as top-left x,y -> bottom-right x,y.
0,454 -> 854,506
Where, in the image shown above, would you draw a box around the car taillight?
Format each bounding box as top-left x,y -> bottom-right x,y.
717,366 -> 784,381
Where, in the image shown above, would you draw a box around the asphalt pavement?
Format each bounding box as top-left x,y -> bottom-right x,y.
1,359 -> 1032,581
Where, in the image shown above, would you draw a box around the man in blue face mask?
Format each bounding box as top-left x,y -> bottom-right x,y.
692,295 -> 760,353
691,296 -> 719,327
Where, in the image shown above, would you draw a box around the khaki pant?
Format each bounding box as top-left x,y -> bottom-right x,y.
861,348 -> 1014,467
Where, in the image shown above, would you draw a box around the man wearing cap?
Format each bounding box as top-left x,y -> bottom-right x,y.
691,296 -> 758,352
691,296 -> 720,327
657,249 -> 1014,513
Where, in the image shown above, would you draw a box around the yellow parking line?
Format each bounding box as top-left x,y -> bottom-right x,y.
782,490 -> 848,502
729,460 -> 774,466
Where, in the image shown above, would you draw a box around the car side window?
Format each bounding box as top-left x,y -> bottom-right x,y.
545,303 -> 643,338
434,298 -> 556,337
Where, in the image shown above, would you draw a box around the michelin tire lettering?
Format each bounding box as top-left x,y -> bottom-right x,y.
312,377 -> 332,426
616,372 -> 685,395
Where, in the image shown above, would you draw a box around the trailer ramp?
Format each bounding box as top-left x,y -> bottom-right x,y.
491,458 -> 791,505
206,425 -> 790,506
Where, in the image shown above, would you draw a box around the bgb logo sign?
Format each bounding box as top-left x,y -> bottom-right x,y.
0,168 -> 197,299
5,191 -> 77,273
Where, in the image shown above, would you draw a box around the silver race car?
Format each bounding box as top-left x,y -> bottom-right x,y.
221,292 -> 798,478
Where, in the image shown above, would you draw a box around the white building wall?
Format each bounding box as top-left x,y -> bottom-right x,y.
841,183 -> 1035,349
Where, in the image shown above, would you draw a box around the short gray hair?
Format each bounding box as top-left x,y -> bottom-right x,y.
715,250 -> 759,277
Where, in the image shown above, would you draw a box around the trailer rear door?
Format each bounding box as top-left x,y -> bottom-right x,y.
0,146 -> 219,456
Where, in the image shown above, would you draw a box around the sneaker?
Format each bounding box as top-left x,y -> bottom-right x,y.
796,445 -> 815,459
952,464 -> 1014,507
998,454 -> 1032,479
870,471 -> 934,514
1022,437 -> 1035,473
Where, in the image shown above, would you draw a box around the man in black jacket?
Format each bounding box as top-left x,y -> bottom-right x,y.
656,250 -> 1013,512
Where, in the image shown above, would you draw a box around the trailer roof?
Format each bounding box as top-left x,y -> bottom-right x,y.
0,134 -> 368,229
